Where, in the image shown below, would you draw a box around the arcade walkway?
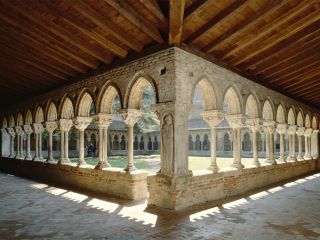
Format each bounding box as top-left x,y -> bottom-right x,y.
0,172 -> 319,240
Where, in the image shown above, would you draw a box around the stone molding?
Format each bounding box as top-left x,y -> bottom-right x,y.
201,110 -> 224,128
74,117 -> 92,131
119,109 -> 144,127
92,113 -> 113,129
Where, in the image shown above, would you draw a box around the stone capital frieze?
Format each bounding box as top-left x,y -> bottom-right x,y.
119,109 -> 144,127
304,128 -> 313,137
296,127 -> 305,136
226,114 -> 245,129
92,113 -> 113,129
276,123 -> 288,135
33,123 -> 44,134
74,117 -> 92,131
58,119 -> 73,132
287,125 -> 297,135
201,110 -> 224,128
45,121 -> 58,133
23,125 -> 33,135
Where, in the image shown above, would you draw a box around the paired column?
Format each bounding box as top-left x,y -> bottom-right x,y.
23,125 -> 33,160
74,117 -> 92,166
247,118 -> 261,167
14,127 -> 24,159
304,128 -> 313,160
45,122 -> 57,163
92,113 -> 113,169
32,123 -> 44,161
120,109 -> 143,172
311,129 -> 319,159
263,121 -> 276,165
7,128 -> 15,158
58,119 -> 73,164
276,123 -> 287,163
226,114 -> 245,170
202,110 -> 224,172
287,125 -> 297,162
296,127 -> 305,160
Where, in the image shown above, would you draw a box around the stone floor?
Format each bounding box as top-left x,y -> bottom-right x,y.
0,172 -> 320,240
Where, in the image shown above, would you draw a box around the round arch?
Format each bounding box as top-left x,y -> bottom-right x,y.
262,99 -> 275,121
223,86 -> 242,114
97,83 -> 122,114
312,115 -> 318,129
126,75 -> 159,109
25,110 -> 33,125
9,115 -> 15,127
60,96 -> 74,119
305,113 -> 311,128
245,94 -> 260,118
191,78 -> 218,111
2,117 -> 8,129
276,104 -> 286,123
47,102 -> 58,121
287,107 -> 296,125
297,110 -> 304,127
35,106 -> 44,123
17,112 -> 24,126
77,91 -> 94,117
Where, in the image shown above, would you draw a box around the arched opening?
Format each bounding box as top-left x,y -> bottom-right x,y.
276,104 -> 286,123
1,117 -> 9,157
47,102 -> 58,122
312,115 -> 318,130
25,110 -> 33,125
242,132 -> 251,152
288,108 -> 295,125
305,114 -> 311,128
262,100 -> 274,121
60,97 -> 74,119
35,106 -> 45,160
78,92 -> 94,117
297,111 -> 304,127
245,94 -> 259,119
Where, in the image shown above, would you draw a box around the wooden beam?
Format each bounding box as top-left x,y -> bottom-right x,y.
277,69 -> 320,88
203,0 -> 281,53
104,0 -> 164,43
140,0 -> 168,25
70,0 -> 143,52
169,0 -> 185,45
184,0 -> 247,43
289,80 -> 320,95
2,0 -> 112,64
184,0 -> 211,23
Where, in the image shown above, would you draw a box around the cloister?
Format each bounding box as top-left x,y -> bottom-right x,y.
0,1 -> 319,239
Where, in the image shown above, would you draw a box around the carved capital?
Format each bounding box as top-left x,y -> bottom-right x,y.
201,110 -> 224,128
23,125 -> 33,135
287,125 -> 297,135
92,113 -> 113,129
276,123 -> 288,135
15,126 -> 24,136
296,127 -> 305,136
45,121 -> 58,133
246,118 -> 261,132
58,119 -> 73,132
74,117 -> 92,131
7,127 -> 15,137
313,129 -> 319,134
263,121 -> 276,134
33,123 -> 44,134
226,114 -> 245,129
119,109 -> 144,127
151,102 -> 175,120
304,128 -> 313,137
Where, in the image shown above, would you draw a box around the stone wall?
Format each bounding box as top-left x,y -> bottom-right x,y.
0,157 -> 148,200
147,159 -> 319,210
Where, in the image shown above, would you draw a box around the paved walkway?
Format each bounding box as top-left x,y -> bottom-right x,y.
0,171 -> 319,240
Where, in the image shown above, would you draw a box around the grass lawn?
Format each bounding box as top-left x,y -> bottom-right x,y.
71,155 -> 262,173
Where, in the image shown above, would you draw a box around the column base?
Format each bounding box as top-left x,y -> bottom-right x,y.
304,155 -> 312,160
207,164 -> 219,173
47,159 -> 57,164
277,156 -> 286,163
25,156 -> 32,160
297,155 -> 304,161
58,158 -> 71,164
252,160 -> 260,167
230,162 -> 244,170
78,160 -> 88,167
124,164 -> 136,173
265,158 -> 277,165
286,156 -> 297,162
94,161 -> 111,169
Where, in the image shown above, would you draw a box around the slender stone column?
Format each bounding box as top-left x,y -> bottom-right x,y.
33,123 -> 44,161
14,127 -> 24,159
45,122 -> 57,163
120,109 -> 144,172
39,131 -> 43,160
7,128 -> 15,158
20,132 -> 24,159
276,123 -> 287,163
92,113 -> 113,169
23,125 -> 33,160
263,121 -> 276,165
296,127 -> 305,160
202,110 -> 224,172
247,118 -> 261,167
287,125 -> 297,162
58,119 -> 73,164
226,114 -> 245,170
74,117 -> 92,166
304,128 -> 313,160
311,129 -> 319,159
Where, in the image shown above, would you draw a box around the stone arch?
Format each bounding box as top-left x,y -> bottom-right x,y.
60,96 -> 74,119
139,136 -> 145,150
287,107 -> 296,125
25,110 -> 33,125
126,75 -> 159,109
113,135 -> 120,150
297,110 -> 304,127
305,113 -> 311,128
312,115 -> 318,129
2,117 -> 8,129
98,83 -> 122,113
16,113 -> 24,126
245,94 -> 260,118
35,106 -> 44,124
153,136 -> 159,150
276,104 -> 286,123
9,115 -> 15,127
46,102 -> 58,122
262,99 -> 275,121
148,136 -> 153,150
203,134 -> 210,150
223,86 -> 242,114
223,133 -> 231,151
191,78 -> 218,111
195,134 -> 201,151
189,135 -> 194,150
242,132 -> 251,151
77,91 -> 95,117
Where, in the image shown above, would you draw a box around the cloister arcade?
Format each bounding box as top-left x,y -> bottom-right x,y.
0,48 -> 319,210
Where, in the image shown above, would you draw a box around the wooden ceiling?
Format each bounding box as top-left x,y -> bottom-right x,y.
0,0 -> 319,109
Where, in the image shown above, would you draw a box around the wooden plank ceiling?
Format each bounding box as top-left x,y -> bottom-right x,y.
0,0 -> 319,109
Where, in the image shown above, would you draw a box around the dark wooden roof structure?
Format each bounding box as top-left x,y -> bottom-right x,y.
0,0 -> 319,108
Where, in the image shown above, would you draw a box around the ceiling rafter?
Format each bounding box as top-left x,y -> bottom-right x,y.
169,0 -> 185,45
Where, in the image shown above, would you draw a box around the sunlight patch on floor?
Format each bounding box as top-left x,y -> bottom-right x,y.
45,187 -> 67,196
249,191 -> 269,200
189,206 -> 220,222
31,183 -> 48,189
61,191 -> 88,203
223,198 -> 248,209
87,198 -> 119,213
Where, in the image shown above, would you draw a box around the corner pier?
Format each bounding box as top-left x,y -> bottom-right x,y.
1,47 -> 319,210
